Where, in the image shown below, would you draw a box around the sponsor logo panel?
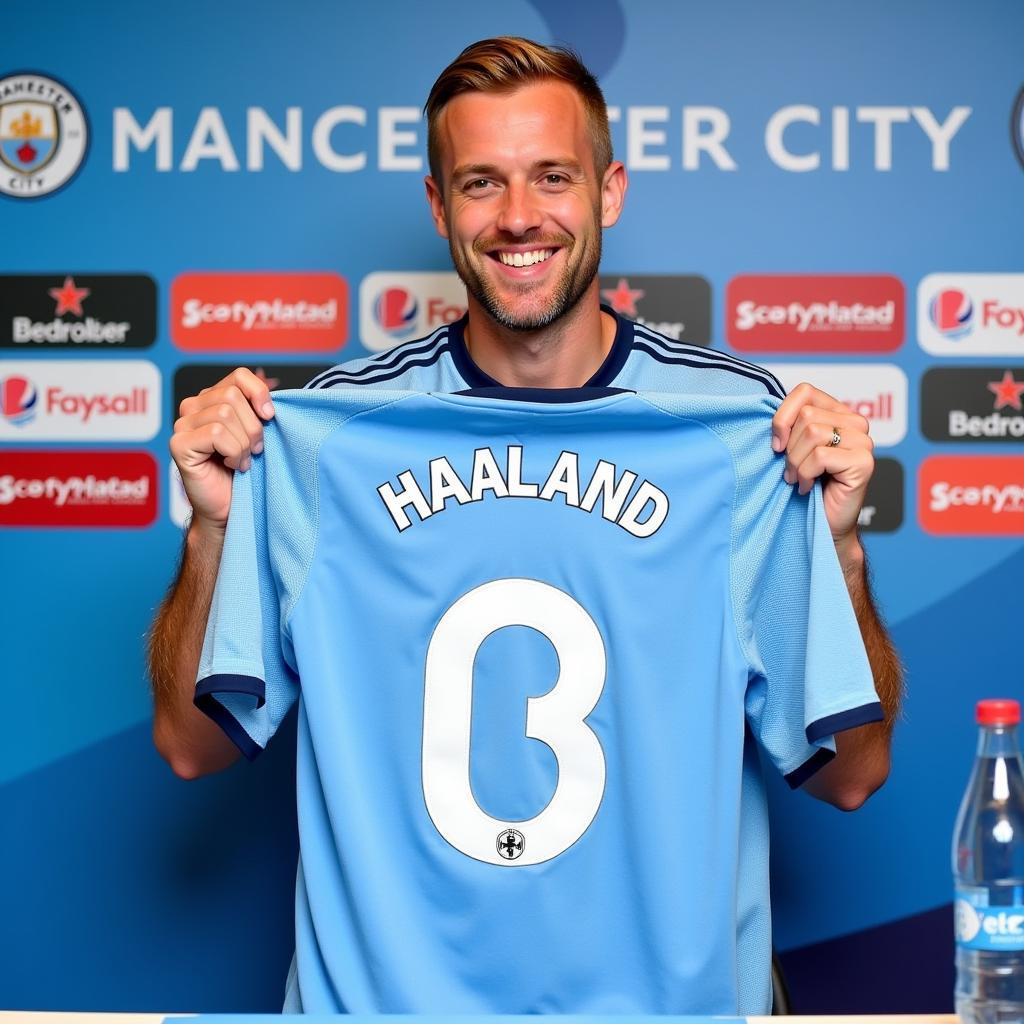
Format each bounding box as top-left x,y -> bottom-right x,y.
170,272 -> 348,352
919,456 -> 1024,535
0,360 -> 160,440
359,272 -> 466,353
0,451 -> 156,527
918,274 -> 1024,356
762,363 -> 908,447
599,274 -> 711,344
0,274 -> 156,349
0,72 -> 88,199
726,274 -> 904,353
172,363 -> 332,413
858,457 -> 903,533
921,367 -> 1024,442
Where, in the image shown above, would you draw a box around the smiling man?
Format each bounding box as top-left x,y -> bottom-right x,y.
151,36 -> 902,1016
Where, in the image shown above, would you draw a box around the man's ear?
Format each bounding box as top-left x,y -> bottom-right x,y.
600,161 -> 628,229
425,175 -> 449,239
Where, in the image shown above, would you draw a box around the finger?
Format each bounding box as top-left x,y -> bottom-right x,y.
793,445 -> 875,496
784,418 -> 873,485
772,383 -> 853,452
183,367 -> 275,422
171,421 -> 248,475
173,408 -> 252,470
179,383 -> 267,456
785,409 -> 871,462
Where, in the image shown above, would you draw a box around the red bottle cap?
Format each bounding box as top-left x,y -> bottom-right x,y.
976,699 -> 1021,726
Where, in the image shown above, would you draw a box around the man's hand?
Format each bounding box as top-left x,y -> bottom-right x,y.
170,368 -> 276,531
771,382 -> 874,563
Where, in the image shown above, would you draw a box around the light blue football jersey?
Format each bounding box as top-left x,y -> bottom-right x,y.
196,385 -> 882,1016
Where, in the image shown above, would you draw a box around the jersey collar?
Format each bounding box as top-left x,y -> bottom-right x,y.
447,304 -> 633,390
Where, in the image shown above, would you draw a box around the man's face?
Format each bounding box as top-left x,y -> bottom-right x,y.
427,80 -> 623,332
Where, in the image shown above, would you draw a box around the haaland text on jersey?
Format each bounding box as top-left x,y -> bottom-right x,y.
376,444 -> 669,537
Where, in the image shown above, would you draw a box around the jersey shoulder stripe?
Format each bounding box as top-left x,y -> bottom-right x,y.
631,324 -> 785,399
306,326 -> 450,389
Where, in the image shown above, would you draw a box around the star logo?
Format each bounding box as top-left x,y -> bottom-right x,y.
601,277 -> 645,318
48,276 -> 91,317
987,370 -> 1024,411
251,367 -> 280,391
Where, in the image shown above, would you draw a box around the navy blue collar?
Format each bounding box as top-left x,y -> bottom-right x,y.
454,386 -> 631,404
446,304 -> 633,389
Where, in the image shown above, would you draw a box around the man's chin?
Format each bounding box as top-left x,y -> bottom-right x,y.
481,298 -> 567,332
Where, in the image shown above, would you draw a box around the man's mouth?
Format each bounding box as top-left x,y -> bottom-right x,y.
495,248 -> 554,268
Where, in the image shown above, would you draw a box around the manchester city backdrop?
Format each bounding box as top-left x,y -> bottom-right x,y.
2,0 -> 1022,1012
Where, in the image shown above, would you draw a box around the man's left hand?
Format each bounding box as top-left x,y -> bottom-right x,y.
771,383 -> 874,560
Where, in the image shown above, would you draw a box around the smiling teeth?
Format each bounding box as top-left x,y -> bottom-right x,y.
499,249 -> 553,267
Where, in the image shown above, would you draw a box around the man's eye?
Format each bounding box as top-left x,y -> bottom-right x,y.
545,174 -> 566,185
467,179 -> 491,190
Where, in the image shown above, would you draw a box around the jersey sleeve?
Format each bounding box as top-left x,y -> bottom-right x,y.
194,456 -> 299,760
736,452 -> 884,789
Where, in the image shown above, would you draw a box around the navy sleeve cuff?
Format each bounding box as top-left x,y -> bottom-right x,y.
194,673 -> 266,762
805,701 -> 885,745
784,747 -> 836,789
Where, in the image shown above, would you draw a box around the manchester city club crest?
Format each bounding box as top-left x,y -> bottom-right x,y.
1013,86 -> 1024,171
0,72 -> 88,198
496,829 -> 525,861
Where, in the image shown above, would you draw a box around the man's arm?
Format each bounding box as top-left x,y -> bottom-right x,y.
800,538 -> 903,810
149,521 -> 241,778
149,369 -> 275,779
772,384 -> 905,810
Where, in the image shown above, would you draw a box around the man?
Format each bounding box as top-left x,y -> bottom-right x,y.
150,37 -> 901,1013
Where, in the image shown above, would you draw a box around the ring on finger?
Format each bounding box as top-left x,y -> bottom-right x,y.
829,427 -> 842,447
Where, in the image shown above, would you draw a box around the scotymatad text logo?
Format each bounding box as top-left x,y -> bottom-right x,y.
0,73 -> 88,198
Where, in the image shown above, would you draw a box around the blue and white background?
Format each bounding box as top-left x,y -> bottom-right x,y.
3,0 -> 1022,1013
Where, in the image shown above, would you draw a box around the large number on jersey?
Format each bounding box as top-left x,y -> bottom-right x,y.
422,578 -> 607,866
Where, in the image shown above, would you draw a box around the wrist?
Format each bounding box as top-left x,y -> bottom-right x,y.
834,532 -> 865,579
187,515 -> 227,560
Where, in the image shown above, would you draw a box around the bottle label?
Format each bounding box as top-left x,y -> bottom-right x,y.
955,887 -> 1024,951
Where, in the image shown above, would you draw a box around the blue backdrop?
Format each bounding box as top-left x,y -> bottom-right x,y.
2,0 -> 1022,1013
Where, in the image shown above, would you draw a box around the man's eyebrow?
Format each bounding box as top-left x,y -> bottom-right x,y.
451,163 -> 500,180
450,159 -> 586,180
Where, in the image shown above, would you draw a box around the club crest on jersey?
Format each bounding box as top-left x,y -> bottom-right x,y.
497,829 -> 525,860
376,445 -> 669,538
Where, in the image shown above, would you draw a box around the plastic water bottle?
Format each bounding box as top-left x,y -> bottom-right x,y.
953,698 -> 1024,1024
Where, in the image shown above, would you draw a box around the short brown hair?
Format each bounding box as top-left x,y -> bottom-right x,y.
424,36 -> 612,184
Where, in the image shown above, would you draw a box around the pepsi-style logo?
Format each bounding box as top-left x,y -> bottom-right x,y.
929,289 -> 974,340
373,288 -> 419,343
0,375 -> 38,426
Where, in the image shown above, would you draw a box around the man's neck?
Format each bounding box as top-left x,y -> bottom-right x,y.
463,286 -> 615,389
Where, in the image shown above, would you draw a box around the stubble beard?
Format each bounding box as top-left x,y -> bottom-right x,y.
449,223 -> 603,333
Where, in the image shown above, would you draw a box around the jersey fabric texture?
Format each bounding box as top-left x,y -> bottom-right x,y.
196,380 -> 882,1016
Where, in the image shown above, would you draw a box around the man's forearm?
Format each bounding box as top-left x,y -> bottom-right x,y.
839,539 -> 904,729
804,537 -> 904,809
148,522 -> 241,777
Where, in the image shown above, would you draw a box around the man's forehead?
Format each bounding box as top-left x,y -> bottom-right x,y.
436,81 -> 591,171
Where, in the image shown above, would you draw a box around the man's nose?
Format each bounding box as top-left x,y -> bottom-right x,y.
495,181 -> 542,236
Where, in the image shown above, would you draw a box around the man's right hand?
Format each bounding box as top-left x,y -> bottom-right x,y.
170,368 -> 276,531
